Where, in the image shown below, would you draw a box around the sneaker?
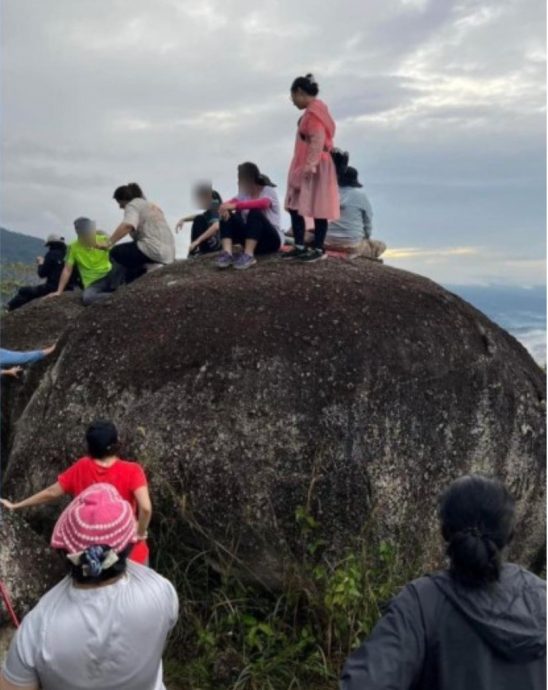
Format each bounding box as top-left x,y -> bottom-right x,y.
281,245 -> 308,260
233,253 -> 257,270
216,251 -> 234,269
298,248 -> 327,263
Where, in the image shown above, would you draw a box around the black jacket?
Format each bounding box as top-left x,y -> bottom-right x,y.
38,242 -> 67,288
341,564 -> 546,690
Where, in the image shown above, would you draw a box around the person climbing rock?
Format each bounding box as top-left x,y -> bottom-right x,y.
0,344 -> 56,377
107,182 -> 175,282
176,183 -> 222,256
46,217 -> 123,306
7,235 -> 79,311
0,420 -> 152,565
283,73 -> 340,263
216,162 -> 282,270
340,475 -> 546,690
0,484 -> 178,690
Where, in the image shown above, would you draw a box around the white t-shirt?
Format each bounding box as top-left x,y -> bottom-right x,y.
2,563 -> 179,690
123,198 -> 176,264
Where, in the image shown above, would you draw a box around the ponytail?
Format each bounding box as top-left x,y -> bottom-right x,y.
439,475 -> 515,588
447,528 -> 501,587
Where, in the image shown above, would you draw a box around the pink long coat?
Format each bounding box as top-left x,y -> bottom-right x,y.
285,99 -> 340,221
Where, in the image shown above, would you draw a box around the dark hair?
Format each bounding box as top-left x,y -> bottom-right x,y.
291,73 -> 319,97
331,148 -> 350,179
238,162 -> 276,187
67,544 -> 130,584
439,475 -> 515,588
113,182 -> 145,203
212,190 -> 222,204
86,420 -> 119,460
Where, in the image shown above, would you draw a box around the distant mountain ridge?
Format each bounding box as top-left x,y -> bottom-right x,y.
1,227 -> 44,265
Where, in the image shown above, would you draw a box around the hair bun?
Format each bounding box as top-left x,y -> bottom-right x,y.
306,73 -> 317,84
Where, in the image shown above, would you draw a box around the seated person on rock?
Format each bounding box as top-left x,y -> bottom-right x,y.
176,183 -> 222,256
106,182 -> 176,283
341,475 -> 546,690
0,484 -> 178,690
326,155 -> 385,260
216,162 -> 283,270
0,344 -> 56,378
7,235 -> 79,311
47,217 -> 122,306
1,420 -> 152,565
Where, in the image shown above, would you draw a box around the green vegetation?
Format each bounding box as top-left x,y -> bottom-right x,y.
1,262 -> 37,306
153,497 -> 416,690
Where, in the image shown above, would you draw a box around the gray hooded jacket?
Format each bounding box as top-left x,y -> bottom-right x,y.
341,563 -> 546,690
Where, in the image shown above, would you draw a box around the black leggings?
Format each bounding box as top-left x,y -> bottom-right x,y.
7,283 -> 54,311
110,242 -> 152,284
220,210 -> 281,255
289,210 -> 328,250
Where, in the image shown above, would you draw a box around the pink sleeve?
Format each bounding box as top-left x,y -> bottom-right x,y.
234,198 -> 271,211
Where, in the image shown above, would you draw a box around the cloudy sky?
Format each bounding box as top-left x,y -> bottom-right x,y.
1,0 -> 546,285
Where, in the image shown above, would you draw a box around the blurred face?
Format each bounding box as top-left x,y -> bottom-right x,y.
290,89 -> 308,110
238,175 -> 254,195
194,189 -> 212,210
78,230 -> 97,247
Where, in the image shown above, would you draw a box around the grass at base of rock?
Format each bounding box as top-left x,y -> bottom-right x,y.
154,497 -> 419,690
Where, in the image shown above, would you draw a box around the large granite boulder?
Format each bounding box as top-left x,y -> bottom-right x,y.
0,512 -> 63,660
1,257 -> 545,588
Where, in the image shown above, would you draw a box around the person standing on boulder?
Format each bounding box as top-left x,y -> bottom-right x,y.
105,182 -> 175,283
283,73 -> 340,263
341,475 -> 546,690
0,484 -> 178,690
0,420 -> 152,566
47,217 -> 123,306
216,162 -> 283,270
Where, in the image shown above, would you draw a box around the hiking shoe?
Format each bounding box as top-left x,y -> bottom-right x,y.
298,248 -> 327,263
216,251 -> 234,269
234,253 -> 257,270
281,246 -> 308,259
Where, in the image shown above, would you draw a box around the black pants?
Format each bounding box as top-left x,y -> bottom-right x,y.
220,210 -> 281,254
110,242 -> 152,284
289,210 -> 328,250
7,283 -> 55,311
191,214 -> 221,254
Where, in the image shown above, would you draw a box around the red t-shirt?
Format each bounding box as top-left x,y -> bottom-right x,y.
58,457 -> 149,564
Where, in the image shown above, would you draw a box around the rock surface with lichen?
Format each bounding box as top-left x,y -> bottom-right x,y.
1,256 -> 545,602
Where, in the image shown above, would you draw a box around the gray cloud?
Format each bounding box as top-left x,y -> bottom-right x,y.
1,0 -> 545,284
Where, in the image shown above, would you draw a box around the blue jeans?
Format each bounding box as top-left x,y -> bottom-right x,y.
0,348 -> 45,367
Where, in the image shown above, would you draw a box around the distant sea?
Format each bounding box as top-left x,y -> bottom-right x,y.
446,285 -> 546,366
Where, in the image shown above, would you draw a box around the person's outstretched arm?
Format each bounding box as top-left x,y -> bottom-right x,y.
176,214 -> 198,232
108,223 -> 134,247
0,347 -> 54,368
0,482 -> 65,511
134,485 -> 152,539
47,263 -> 74,297
340,584 -> 425,690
